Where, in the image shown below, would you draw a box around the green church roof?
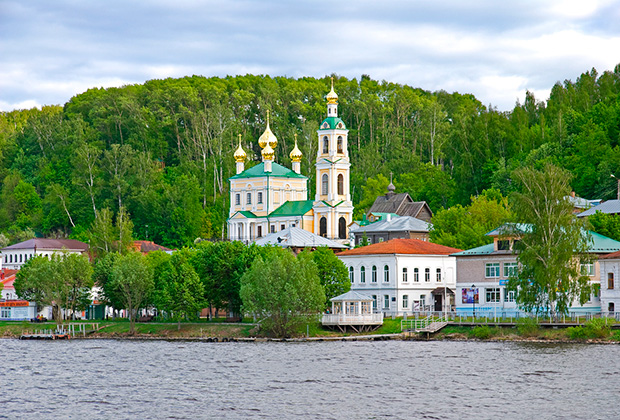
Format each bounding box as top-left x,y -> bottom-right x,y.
319,117 -> 347,131
229,162 -> 307,180
269,200 -> 314,217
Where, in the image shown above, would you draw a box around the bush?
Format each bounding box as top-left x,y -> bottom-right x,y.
516,317 -> 539,337
566,326 -> 587,340
584,317 -> 614,339
470,325 -> 492,339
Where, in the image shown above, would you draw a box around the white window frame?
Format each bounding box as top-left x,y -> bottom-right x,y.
503,262 -> 518,278
402,267 -> 408,283
486,287 -> 500,303
383,265 -> 389,283
485,263 -> 500,278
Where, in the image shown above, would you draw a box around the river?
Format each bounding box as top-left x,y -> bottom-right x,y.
0,339 -> 618,419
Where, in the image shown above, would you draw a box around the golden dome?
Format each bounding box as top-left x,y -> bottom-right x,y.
262,142 -> 275,161
326,76 -> 338,104
234,134 -> 246,162
258,110 -> 278,149
290,134 -> 302,162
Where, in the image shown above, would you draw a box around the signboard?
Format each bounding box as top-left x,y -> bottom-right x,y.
462,288 -> 479,304
0,300 -> 30,307
499,279 -> 508,286
413,301 -> 420,311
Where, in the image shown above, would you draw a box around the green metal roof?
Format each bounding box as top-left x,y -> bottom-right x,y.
269,200 -> 314,217
452,243 -> 495,256
589,231 -> 620,253
369,212 -> 400,222
231,211 -> 259,219
319,117 -> 347,130
229,162 -> 307,180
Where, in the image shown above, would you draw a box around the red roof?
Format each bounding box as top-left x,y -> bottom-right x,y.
1,269 -> 18,290
130,241 -> 173,254
601,249 -> 620,259
338,238 -> 462,256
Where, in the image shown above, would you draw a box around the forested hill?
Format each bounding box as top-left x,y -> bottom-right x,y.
0,67 -> 619,248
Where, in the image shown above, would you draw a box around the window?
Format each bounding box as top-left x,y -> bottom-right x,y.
436,268 -> 441,282
497,240 -> 510,251
9,255 -> 12,263
420,295 -> 426,308
512,240 -> 523,251
257,192 -> 263,204
402,268 -> 408,282
19,254 -> 22,263
383,295 -> 390,309
402,295 -> 409,309
320,217 -> 327,237
246,193 -> 252,205
608,273 -> 615,290
360,266 -> 366,283
280,224 -> 285,231
424,268 -> 430,282
337,174 -> 344,195
372,266 -> 377,282
581,263 -> 595,276
322,136 -> 329,154
270,225 -> 275,233
485,263 -> 500,278
414,268 -> 419,282
257,226 -> 262,238
321,174 -> 328,195
378,237 -> 384,242
486,288 -> 500,303
504,262 -> 518,278
384,265 -> 389,282
235,194 -> 240,206
504,289 -> 516,302
338,217 -> 346,239
609,302 -> 615,314
337,136 -> 343,153
349,266 -> 354,283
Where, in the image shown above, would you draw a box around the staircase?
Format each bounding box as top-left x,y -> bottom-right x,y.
401,315 -> 449,335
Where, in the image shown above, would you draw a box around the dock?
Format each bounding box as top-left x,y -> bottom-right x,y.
20,328 -> 71,340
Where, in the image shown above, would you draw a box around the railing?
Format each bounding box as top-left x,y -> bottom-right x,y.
321,313 -> 384,325
401,314 -> 448,332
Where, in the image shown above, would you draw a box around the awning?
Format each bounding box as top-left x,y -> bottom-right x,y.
431,287 -> 454,296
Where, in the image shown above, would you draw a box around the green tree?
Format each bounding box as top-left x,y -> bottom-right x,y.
240,248 -> 325,337
304,247 -> 350,307
110,252 -> 154,334
587,211 -> 620,242
92,252 -> 123,315
508,164 -> 592,321
164,250 -> 206,330
61,253 -> 94,319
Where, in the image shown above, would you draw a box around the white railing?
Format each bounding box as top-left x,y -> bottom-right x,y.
321,313 -> 384,326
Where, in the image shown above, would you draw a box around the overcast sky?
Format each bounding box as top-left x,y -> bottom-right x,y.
2,0 -> 620,112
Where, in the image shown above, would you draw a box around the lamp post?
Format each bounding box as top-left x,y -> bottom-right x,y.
611,174 -> 620,200
472,284 -> 476,321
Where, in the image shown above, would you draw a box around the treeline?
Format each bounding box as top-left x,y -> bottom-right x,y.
1,67 -> 619,246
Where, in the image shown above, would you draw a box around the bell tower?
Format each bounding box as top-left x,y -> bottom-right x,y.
312,78 -> 353,242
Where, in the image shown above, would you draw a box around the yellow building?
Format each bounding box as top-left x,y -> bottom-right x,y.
228,80 -> 353,243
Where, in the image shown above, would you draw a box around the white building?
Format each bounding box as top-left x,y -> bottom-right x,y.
599,250 -> 620,317
1,238 -> 89,270
337,238 -> 461,316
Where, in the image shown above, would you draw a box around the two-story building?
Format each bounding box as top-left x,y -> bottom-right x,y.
1,238 -> 89,270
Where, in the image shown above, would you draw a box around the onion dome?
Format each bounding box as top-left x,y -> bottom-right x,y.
262,142 -> 275,161
387,182 -> 396,193
290,134 -> 303,162
326,77 -> 338,104
258,110 -> 278,149
234,134 -> 246,162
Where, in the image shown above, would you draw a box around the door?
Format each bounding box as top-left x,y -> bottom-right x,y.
434,294 -> 442,312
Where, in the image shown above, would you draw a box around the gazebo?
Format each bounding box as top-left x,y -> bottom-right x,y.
321,291 -> 384,332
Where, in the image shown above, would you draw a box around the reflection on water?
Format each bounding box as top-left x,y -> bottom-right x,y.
0,339 -> 618,419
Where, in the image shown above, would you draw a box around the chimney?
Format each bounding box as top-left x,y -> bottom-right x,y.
387,214 -> 392,222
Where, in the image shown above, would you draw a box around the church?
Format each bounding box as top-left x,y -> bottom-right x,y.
227,80 -> 353,244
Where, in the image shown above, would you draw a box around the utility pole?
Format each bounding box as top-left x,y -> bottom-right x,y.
611,174 -> 620,200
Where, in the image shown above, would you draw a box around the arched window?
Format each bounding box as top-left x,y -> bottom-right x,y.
9,255 -> 12,263
384,265 -> 389,282
338,217 -> 346,239
372,266 -> 377,282
436,268 -> 442,282
320,216 -> 327,237
321,174 -> 329,195
246,193 -> 252,205
323,136 -> 329,154
360,266 -> 366,283
414,268 -> 419,282
403,268 -> 408,282
608,273 -> 615,290
425,268 -> 430,282
337,136 -> 343,153
337,174 -> 344,195
349,266 -> 354,283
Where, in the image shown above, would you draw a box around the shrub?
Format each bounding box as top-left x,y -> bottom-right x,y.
516,317 -> 539,337
566,326 -> 587,340
470,325 -> 492,339
584,317 -> 614,339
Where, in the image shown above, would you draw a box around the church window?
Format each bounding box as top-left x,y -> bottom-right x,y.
322,136 -> 329,154
337,136 -> 343,153
338,217 -> 346,239
360,266 -> 366,283
372,266 -> 377,282
349,266 -> 354,283
384,265 -> 389,282
337,174 -> 344,195
320,217 -> 327,237
246,193 -> 252,205
257,192 -> 263,204
235,194 -> 240,206
322,174 -> 329,196
271,225 -> 275,233
257,226 -> 262,237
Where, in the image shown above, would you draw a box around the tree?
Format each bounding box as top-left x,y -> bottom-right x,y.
60,253 -> 94,319
93,252 -> 123,314
110,252 -> 154,334
88,206 -> 134,258
303,247 -> 349,307
508,164 -> 592,321
587,211 -> 620,242
240,248 -> 325,337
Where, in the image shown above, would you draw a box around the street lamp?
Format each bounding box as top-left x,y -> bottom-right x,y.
611,174 -> 620,200
472,284 -> 476,321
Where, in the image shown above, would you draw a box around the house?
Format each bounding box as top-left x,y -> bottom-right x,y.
598,250 -> 620,317
253,226 -> 347,254
0,269 -> 39,320
1,238 -> 89,270
1,269 -> 19,300
565,192 -> 601,214
367,183 -> 432,222
227,80 -> 353,244
337,238 -> 461,316
453,224 -> 620,317
350,215 -> 431,245
576,199 -> 620,218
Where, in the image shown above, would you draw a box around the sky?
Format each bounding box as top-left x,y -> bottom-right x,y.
2,0 -> 620,112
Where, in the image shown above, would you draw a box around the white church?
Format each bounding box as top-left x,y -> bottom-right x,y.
227,80 -> 353,243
